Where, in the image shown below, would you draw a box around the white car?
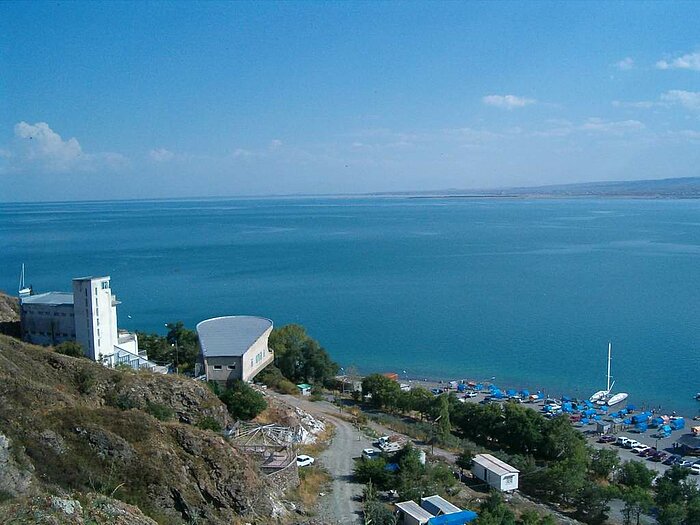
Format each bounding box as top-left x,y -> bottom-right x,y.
631,445 -> 650,454
690,463 -> 700,475
463,391 -> 478,398
362,448 -> 380,459
625,440 -> 642,449
616,436 -> 632,447
296,455 -> 315,467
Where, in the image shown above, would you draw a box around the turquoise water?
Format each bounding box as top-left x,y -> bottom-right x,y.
1,197 -> 699,414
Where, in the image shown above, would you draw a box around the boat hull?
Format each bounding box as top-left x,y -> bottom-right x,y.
607,393 -> 628,406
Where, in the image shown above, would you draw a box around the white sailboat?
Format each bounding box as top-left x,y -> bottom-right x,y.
591,342 -> 629,406
18,264 -> 31,296
590,342 -> 614,403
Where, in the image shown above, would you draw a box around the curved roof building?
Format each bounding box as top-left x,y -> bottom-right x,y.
196,316 -> 274,384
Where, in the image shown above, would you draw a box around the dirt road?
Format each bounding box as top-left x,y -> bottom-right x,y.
275,395 -> 373,524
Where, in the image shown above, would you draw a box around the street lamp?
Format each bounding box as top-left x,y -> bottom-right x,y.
165,324 -> 179,375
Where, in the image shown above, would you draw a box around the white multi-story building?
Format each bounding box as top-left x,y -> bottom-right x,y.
20,276 -> 165,373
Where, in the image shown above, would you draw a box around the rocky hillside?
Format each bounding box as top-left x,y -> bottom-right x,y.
0,292 -> 20,338
0,334 -> 284,524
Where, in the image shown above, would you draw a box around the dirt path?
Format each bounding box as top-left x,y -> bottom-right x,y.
274,395 -> 373,524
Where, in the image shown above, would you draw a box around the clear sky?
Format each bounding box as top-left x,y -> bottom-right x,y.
1,1 -> 699,202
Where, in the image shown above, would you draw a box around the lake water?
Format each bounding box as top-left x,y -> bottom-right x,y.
1,197 -> 699,415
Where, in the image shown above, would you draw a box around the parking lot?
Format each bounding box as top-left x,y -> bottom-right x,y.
586,430 -> 700,486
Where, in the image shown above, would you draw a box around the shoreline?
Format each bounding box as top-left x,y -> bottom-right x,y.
388,373 -> 700,424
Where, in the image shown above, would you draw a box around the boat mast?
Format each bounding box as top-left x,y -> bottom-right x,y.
19,264 -> 24,292
606,342 -> 612,393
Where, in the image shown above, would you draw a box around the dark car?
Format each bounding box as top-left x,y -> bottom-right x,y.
639,447 -> 657,458
650,452 -> 668,462
597,435 -> 616,444
663,454 -> 681,466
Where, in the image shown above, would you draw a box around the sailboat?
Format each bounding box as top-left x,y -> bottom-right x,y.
591,342 -> 629,406
590,342 -> 614,403
18,264 -> 31,296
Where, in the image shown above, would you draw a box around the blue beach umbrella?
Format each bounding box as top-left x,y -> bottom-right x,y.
520,390 -> 530,397
506,389 -> 517,397
623,418 -> 632,425
599,406 -> 609,412
626,404 -> 637,412
594,415 -> 602,420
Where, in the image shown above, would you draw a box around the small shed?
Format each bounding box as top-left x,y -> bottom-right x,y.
471,453 -> 519,492
421,495 -> 460,516
297,383 -> 312,396
596,422 -> 612,434
396,500 -> 434,525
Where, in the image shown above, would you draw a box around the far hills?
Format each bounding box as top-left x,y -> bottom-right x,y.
370,176 -> 700,199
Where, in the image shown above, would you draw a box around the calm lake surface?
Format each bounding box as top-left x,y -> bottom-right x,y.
1,197 -> 699,414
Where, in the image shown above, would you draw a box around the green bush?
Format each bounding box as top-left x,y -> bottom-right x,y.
197,416 -> 223,432
105,392 -> 139,411
256,365 -> 298,394
145,402 -> 174,422
55,341 -> 84,358
75,368 -> 95,395
218,380 -> 267,420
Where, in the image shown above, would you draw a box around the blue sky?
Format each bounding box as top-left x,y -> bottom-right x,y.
1,1 -> 699,201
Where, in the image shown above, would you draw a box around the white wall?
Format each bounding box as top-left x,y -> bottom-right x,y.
241,325 -> 274,382
73,277 -> 119,361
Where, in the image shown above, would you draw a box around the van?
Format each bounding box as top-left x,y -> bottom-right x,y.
616,436 -> 631,447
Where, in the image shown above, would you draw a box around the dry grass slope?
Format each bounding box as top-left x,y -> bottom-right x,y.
0,334 -> 281,524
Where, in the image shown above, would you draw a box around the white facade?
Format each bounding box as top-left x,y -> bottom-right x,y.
73,276 -> 119,361
471,454 -> 519,492
20,276 -> 165,373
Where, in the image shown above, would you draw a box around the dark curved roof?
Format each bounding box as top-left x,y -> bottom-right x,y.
196,316 -> 273,358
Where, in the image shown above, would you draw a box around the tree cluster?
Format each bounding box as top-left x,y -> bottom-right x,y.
354,444 -> 456,501
268,324 -> 338,386
208,380 -> 267,421
137,321 -> 199,374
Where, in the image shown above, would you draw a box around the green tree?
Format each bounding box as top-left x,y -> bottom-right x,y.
436,394 -> 451,441
590,448 -> 620,479
618,460 -> 656,490
456,447 -> 474,470
269,324 -> 338,385
621,487 -> 653,525
362,374 -> 401,410
657,503 -> 686,525
354,457 -> 392,490
219,380 -> 267,420
55,341 -> 84,358
477,492 -> 516,525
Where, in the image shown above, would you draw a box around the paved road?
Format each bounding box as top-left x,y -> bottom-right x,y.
273,394 -> 373,524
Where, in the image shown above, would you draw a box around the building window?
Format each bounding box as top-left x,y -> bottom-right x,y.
95,287 -> 98,294
227,364 -> 236,370
213,365 -> 222,371
97,329 -> 100,337
101,281 -> 109,290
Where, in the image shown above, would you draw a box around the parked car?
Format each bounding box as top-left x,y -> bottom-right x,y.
663,454 -> 682,466
679,459 -> 694,469
296,455 -> 315,467
639,448 -> 657,458
631,445 -> 650,454
598,435 -> 616,443
616,436 -> 632,447
625,440 -> 642,449
690,463 -> 700,475
650,452 -> 667,462
463,391 -> 478,398
362,448 -> 380,459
